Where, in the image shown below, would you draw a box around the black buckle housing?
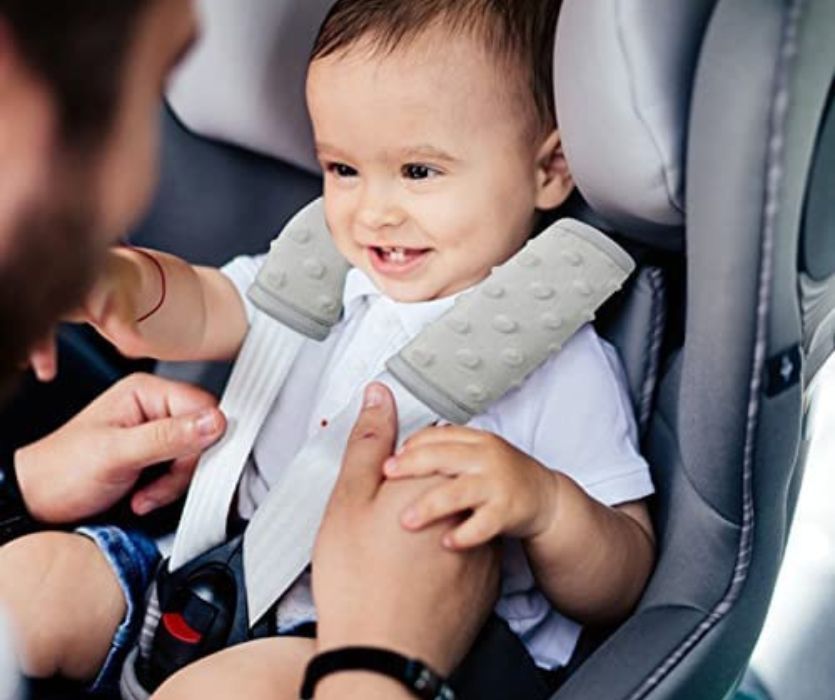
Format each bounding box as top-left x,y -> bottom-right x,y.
135,534 -> 274,692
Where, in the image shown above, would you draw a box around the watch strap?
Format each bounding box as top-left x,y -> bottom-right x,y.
300,647 -> 456,700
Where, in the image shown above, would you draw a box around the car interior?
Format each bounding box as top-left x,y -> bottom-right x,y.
0,0 -> 833,698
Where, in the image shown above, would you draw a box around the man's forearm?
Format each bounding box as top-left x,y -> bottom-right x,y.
524,472 -> 655,626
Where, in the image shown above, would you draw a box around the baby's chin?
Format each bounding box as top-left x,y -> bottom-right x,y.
366,272 -> 472,304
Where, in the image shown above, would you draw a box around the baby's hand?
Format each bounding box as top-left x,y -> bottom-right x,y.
384,426 -> 559,549
74,247 -> 152,356
26,248 -> 142,381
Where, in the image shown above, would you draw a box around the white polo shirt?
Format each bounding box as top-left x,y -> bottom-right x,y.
222,254 -> 654,670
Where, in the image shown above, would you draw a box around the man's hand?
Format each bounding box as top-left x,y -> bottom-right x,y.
312,383 -> 500,679
26,333 -> 58,382
13,372 -> 226,524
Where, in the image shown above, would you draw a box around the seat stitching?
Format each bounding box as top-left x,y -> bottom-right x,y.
628,1 -> 805,696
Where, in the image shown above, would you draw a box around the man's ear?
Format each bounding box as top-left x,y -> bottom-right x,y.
534,129 -> 574,211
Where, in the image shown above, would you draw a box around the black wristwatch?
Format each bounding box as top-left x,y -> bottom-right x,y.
300,647 -> 456,700
0,463 -> 37,545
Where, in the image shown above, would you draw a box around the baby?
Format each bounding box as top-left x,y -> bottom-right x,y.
0,0 -> 656,698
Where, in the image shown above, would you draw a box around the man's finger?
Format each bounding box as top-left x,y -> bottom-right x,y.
122,372 -> 221,423
131,455 -> 200,515
106,408 -> 225,474
29,337 -> 57,382
335,383 -> 399,502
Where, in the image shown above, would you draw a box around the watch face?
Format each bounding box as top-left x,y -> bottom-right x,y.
409,662 -> 456,700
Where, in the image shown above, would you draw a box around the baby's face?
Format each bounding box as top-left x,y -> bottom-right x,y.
307,30 -> 553,302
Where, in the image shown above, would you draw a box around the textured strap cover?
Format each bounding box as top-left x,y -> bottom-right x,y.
389,218 -> 635,423
247,198 -> 350,340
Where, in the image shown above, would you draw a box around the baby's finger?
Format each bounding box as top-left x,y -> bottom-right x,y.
401,424 -> 484,452
401,475 -> 487,530
444,507 -> 503,550
384,442 -> 476,480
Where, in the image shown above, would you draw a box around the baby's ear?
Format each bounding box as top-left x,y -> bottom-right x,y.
534,129 -> 574,211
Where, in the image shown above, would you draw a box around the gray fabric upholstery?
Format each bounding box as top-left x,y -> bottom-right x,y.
597,266 -> 667,436
167,0 -> 337,173
551,1 -> 834,699
553,0 -> 717,249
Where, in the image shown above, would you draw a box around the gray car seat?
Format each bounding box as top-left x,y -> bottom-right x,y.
130,0 -> 835,698
14,0 -> 834,698
551,1 -> 834,698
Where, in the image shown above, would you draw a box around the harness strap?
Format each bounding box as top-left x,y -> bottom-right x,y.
243,374 -> 438,624
170,315 -> 306,569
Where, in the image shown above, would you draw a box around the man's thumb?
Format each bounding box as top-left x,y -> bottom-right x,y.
112,408 -> 226,472
336,383 -> 398,500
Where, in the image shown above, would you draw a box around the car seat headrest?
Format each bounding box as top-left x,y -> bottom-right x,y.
166,0 -> 336,174
554,0 -> 718,249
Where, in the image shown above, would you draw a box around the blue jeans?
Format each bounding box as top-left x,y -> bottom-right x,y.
76,525 -> 161,694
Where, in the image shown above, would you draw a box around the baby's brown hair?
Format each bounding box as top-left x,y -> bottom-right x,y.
311,0 -> 563,134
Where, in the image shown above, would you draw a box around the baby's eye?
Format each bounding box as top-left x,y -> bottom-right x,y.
326,163 -> 358,178
402,163 -> 441,181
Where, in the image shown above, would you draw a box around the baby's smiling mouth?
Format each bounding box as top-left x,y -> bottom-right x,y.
368,245 -> 432,275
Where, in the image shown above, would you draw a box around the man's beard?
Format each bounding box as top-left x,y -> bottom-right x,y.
0,170 -> 105,400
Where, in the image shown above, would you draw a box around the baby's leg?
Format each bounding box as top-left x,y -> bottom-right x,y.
0,532 -> 125,681
151,637 -> 316,700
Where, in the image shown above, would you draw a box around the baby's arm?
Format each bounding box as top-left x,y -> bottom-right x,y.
384,427 -> 656,627
83,246 -> 249,362
521,474 -> 655,626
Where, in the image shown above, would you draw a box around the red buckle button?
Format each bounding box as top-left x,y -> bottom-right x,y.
162,612 -> 203,644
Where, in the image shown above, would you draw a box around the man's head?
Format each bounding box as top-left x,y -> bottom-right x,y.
0,0 -> 197,393
307,0 -> 571,303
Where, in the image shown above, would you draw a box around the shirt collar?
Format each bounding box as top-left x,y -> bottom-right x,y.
343,268 -> 462,338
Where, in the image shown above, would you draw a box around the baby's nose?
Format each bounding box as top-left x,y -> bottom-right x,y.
357,186 -> 406,230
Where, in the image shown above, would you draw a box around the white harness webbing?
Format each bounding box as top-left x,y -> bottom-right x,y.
170,302 -> 438,624
242,374 -> 438,623
170,312 -> 306,570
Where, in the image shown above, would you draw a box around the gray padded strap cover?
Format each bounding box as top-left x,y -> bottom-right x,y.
250,200 -> 635,422
389,219 -> 635,423
248,198 -> 350,340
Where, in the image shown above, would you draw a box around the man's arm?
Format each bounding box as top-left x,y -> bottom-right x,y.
311,384 -> 500,697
